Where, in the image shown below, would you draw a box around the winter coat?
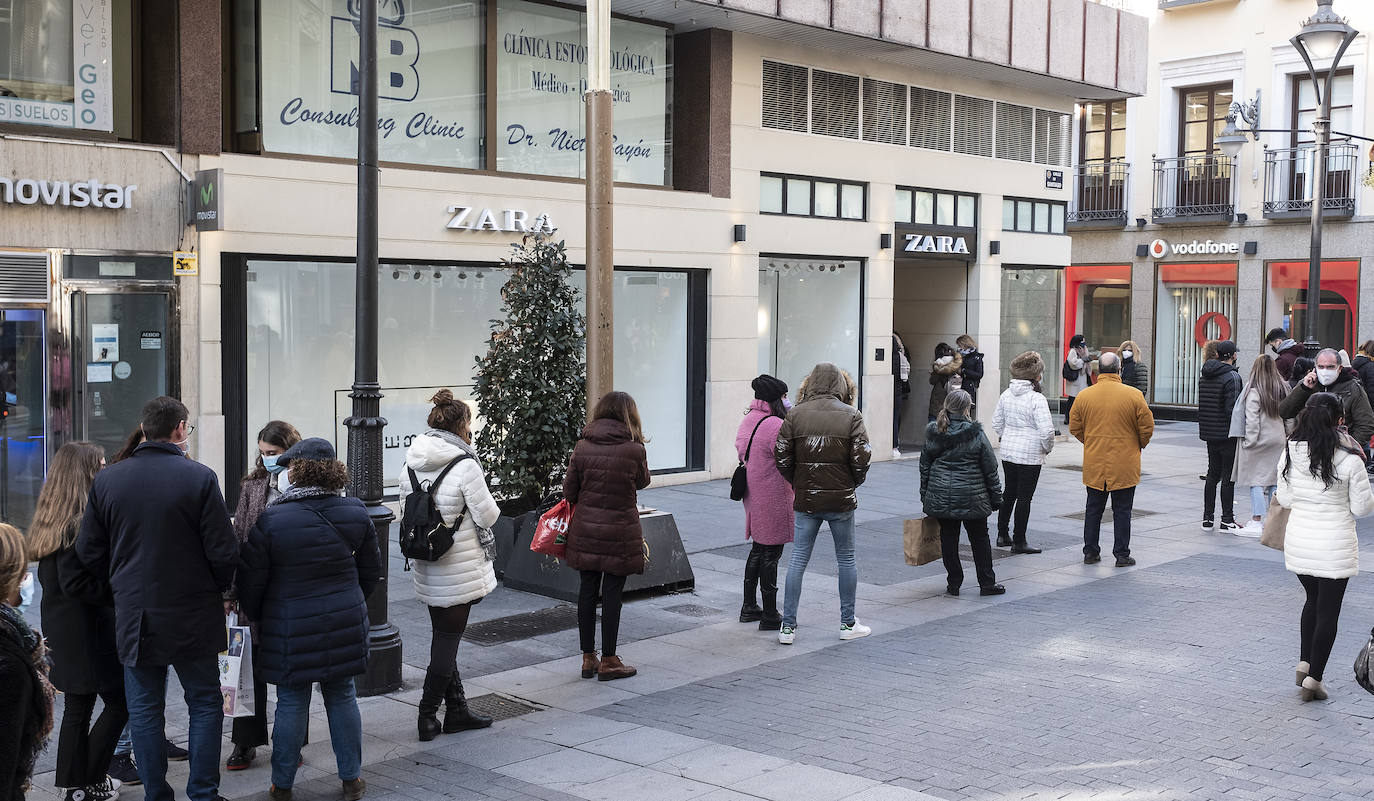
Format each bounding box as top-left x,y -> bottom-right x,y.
1064,350 -> 1090,397
775,362 -> 872,514
1232,388 -> 1289,488
991,380 -> 1056,466
563,419 -> 651,576
1069,374 -> 1155,491
398,433 -> 501,607
236,494 -> 381,685
0,612 -> 48,801
1121,357 -> 1150,398
959,350 -> 985,393
1353,354 -> 1374,407
735,402 -> 794,545
76,441 -> 238,668
228,474 -> 277,641
1279,370 -> 1374,447
927,353 -> 964,419
1274,340 -> 1304,381
38,543 -> 119,695
1276,441 -> 1374,579
920,416 -> 1003,519
1197,359 -> 1243,442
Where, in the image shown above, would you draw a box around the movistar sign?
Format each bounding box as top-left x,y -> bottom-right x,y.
191,169 -> 222,231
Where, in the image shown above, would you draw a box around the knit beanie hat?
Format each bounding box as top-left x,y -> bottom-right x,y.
1010,351 -> 1044,381
752,374 -> 788,402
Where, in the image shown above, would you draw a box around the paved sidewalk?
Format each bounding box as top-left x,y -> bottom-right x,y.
29,421 -> 1374,801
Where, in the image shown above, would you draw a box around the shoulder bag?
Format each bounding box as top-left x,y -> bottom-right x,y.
730,417 -> 770,502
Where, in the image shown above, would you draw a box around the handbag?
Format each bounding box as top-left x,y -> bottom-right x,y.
217,612 -> 255,719
730,417 -> 769,502
903,517 -> 942,566
1260,494 -> 1288,550
1354,627 -> 1374,695
1061,359 -> 1080,382
531,499 -> 574,559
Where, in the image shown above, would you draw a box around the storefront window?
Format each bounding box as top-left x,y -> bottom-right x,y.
757,258 -> 863,401
999,268 -> 1061,392
0,0 -> 113,132
1265,260 -> 1359,354
1064,265 -> 1130,367
1153,262 -> 1238,406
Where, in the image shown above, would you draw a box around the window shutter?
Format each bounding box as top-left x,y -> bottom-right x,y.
811,70 -> 861,139
761,60 -> 809,133
996,103 -> 1034,162
0,253 -> 48,303
862,78 -> 907,146
953,95 -> 995,157
909,88 -> 952,151
1035,109 -> 1072,166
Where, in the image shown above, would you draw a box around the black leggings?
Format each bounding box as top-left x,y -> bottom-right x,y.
428,602 -> 475,677
579,571 -> 627,657
55,684 -> 128,788
1298,574 -> 1349,681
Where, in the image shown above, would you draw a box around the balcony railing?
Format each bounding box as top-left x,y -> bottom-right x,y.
1068,161 -> 1130,227
1151,153 -> 1236,223
1262,142 -> 1357,220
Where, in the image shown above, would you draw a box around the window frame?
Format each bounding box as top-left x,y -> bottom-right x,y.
1078,99 -> 1127,164
1291,68 -> 1354,148
760,172 -> 868,220
1178,82 -> 1233,158
894,185 -> 978,229
1002,196 -> 1068,235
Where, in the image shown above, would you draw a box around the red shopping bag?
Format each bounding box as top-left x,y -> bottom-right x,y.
530,499 -> 573,558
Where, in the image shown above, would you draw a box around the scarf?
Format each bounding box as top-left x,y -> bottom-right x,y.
423,430 -> 497,562
268,485 -> 339,507
0,604 -> 54,793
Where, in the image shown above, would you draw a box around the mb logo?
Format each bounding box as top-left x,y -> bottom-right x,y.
547,516 -> 569,535
332,0 -> 419,102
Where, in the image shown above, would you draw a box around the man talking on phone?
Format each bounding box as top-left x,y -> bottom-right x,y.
1280,348 -> 1374,453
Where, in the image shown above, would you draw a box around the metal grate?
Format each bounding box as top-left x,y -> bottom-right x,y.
462,606 -> 579,646
996,103 -> 1035,162
1059,508 -> 1160,521
0,253 -> 48,303
862,78 -> 907,146
761,60 -> 809,133
664,603 -> 723,618
910,87 -> 952,151
464,694 -> 541,721
1035,109 -> 1072,166
953,95 -> 995,157
810,69 -> 860,139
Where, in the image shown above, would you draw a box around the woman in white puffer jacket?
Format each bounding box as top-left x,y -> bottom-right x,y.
991,351 -> 1055,554
398,389 -> 501,741
1275,391 -> 1374,703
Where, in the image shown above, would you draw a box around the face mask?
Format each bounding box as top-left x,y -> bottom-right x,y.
262,454 -> 285,475
17,571 -> 33,613
1121,350 -> 1133,360
1317,367 -> 1340,386
278,469 -> 293,492
782,398 -> 793,410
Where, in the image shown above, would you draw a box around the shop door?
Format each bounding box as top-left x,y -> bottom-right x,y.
0,310 -> 47,529
70,289 -> 176,458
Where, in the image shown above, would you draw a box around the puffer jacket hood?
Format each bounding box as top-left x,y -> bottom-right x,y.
1009,380 -> 1035,397
799,362 -> 850,403
582,418 -> 633,446
1201,359 -> 1237,380
404,431 -> 466,473
1198,359 -> 1242,442
775,367 -> 871,514
919,416 -> 1002,519
992,381 -> 1055,466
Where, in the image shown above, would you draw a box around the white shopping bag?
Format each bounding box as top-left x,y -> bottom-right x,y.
217,612 -> 255,718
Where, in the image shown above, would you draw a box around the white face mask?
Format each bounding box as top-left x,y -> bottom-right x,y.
1317,367 -> 1340,386
278,469 -> 293,492
1121,350 -> 1133,360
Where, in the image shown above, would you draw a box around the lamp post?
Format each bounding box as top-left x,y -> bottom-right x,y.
348,0 -> 402,697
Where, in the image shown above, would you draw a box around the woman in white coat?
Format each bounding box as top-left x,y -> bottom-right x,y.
399,389 -> 501,740
991,351 -> 1055,554
1276,392 -> 1374,702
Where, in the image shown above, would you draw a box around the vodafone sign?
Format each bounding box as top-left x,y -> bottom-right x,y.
1147,238 -> 1240,258
1148,239 -> 1168,259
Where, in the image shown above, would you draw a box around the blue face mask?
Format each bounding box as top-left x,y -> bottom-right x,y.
262,454 -> 286,475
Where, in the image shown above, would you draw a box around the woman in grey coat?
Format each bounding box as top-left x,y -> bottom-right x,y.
1232,356 -> 1289,537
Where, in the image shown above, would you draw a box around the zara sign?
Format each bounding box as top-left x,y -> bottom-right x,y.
445,204 -> 557,234
894,223 -> 978,263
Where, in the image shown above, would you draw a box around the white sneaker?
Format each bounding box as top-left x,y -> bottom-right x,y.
1201,519 -> 1215,532
892,449 -> 902,460
839,620 -> 872,640
1236,520 -> 1263,538
778,626 -> 796,645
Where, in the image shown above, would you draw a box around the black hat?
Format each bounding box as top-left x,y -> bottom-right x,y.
1216,340 -> 1238,359
1069,334 -> 1086,349
278,437 -> 336,465
752,374 -> 788,402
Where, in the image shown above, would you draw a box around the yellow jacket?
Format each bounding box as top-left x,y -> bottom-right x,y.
1069,373 -> 1155,491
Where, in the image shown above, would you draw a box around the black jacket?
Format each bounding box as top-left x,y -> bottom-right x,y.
0,614 -> 47,801
919,417 -> 1002,519
1280,369 -> 1374,447
960,350 -> 985,393
1197,359 -> 1242,442
76,441 -> 238,667
237,494 -> 381,686
38,544 -> 120,694
1353,355 -> 1374,406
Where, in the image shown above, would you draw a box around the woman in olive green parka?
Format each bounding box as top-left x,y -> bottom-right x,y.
919,389 -> 1005,597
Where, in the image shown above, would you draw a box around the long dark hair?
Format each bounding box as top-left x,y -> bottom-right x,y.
112,427 -> 145,463
1283,392 -> 1362,489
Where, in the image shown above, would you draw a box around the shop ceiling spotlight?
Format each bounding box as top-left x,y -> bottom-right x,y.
413,271 -> 421,280
391,270 -> 400,279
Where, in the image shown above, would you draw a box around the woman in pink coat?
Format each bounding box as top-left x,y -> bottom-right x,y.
736,375 -> 795,631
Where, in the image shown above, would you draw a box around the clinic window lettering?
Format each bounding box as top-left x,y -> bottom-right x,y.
1002,197 -> 1066,235
760,173 -> 867,220
894,186 -> 976,228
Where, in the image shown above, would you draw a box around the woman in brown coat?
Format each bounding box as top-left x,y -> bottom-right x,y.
564,392 -> 651,682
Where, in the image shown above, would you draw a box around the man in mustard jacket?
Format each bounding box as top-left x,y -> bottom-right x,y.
1069,352 -> 1155,566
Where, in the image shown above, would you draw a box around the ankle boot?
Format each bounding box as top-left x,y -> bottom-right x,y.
740,547 -> 763,622
581,651 -> 600,679
443,669 -> 493,733
417,669 -> 448,741
597,654 -> 637,681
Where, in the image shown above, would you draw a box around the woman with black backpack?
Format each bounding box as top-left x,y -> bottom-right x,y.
398,390 -> 502,741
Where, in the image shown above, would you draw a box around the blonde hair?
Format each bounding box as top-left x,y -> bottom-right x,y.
28,442 -> 104,561
0,523 -> 26,603
936,389 -> 972,434
1119,340 -> 1141,357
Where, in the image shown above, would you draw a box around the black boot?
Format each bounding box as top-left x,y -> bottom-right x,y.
443,669 -> 493,733
417,669 -> 447,742
758,547 -> 782,631
740,546 -> 763,622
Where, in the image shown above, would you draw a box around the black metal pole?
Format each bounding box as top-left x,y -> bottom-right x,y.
348,0 -> 401,696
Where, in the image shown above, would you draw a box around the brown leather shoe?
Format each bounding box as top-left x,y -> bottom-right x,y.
597,655 -> 637,681
343,777 -> 366,801
581,652 -> 600,679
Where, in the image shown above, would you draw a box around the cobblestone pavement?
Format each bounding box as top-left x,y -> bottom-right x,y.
28,422 -> 1374,801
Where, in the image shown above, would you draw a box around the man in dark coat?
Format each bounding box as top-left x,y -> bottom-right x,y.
774,362 -> 872,644
1198,340 -> 1243,532
1267,328 -> 1305,382
77,396 -> 237,801
1280,348 -> 1374,450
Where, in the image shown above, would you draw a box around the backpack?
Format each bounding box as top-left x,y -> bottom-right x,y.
398,454 -> 471,565
1062,359 -> 1080,382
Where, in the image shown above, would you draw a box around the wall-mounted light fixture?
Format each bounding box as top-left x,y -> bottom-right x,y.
733,224 -> 747,243
989,240 -> 1001,256
1236,212 -> 1249,223
879,233 -> 893,250
1135,217 -> 1147,228
1244,241 -> 1259,255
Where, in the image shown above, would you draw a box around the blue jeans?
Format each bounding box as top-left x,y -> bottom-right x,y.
272,678 -> 362,790
114,725 -> 132,756
781,510 -> 857,629
124,660 -> 222,801
1251,485 -> 1276,517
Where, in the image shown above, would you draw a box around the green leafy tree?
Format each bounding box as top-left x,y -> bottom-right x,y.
473,232 -> 587,509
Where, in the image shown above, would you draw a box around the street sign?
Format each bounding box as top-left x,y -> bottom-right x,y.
1045,170 -> 1064,190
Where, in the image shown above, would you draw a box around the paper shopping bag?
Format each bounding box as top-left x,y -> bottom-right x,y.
531,499 -> 573,558
903,518 -> 942,566
218,613 -> 255,718
1261,495 -> 1288,551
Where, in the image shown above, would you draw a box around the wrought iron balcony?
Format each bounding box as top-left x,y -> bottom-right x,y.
1151,153 -> 1236,223
1067,161 -> 1130,228
1262,142 -> 1357,221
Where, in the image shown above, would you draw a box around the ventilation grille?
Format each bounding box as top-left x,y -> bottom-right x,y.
1035,109 -> 1072,166
953,95 -> 995,157
996,103 -> 1035,162
862,78 -> 907,146
0,254 -> 48,303
811,70 -> 860,139
761,60 -> 809,133
910,88 -> 952,151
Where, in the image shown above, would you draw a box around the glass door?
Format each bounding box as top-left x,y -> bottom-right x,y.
0,310 -> 47,529
70,289 -> 176,459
